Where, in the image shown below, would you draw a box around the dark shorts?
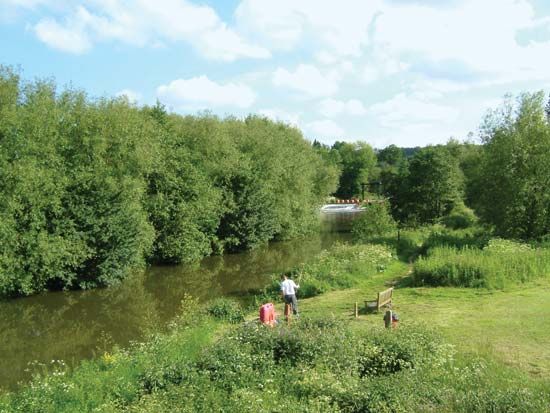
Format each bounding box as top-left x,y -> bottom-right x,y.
283,294 -> 298,315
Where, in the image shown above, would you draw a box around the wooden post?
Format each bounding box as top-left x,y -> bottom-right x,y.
284,303 -> 292,325
354,302 -> 358,318
384,310 -> 393,329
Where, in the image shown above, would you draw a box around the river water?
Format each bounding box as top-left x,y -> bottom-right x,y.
0,215 -> 356,391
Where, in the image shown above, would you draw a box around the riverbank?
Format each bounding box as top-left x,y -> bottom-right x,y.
2,228 -> 550,412
0,231 -> 351,391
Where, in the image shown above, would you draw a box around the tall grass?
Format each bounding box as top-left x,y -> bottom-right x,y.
413,239 -> 550,288
419,226 -> 490,254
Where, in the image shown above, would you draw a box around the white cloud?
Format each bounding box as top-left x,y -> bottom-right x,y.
198,24 -> 270,60
258,108 -> 300,126
305,119 -> 345,142
318,98 -> 367,117
273,64 -> 339,97
28,0 -> 270,60
1,0 -> 64,15
156,76 -> 256,109
369,93 -> 459,128
3,0 -> 51,8
34,16 -> 91,53
315,51 -> 337,65
116,89 -> 142,103
362,52 -> 409,84
9,0 -> 550,150
236,0 -> 550,85
236,0 -> 384,56
374,0 -> 550,82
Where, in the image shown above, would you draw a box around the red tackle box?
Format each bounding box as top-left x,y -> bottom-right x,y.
259,303 -> 275,326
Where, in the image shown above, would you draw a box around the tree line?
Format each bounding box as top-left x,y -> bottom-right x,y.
316,91 -> 550,240
2,64 -> 549,297
0,67 -> 339,297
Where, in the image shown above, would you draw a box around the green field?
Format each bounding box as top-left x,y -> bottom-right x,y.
301,262 -> 550,380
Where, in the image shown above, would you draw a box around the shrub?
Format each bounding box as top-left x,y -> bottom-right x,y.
357,326 -> 452,377
2,319 -> 548,413
441,204 -> 478,229
206,298 -> 244,324
352,201 -> 397,242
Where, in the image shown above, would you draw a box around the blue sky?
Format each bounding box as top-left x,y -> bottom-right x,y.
2,0 -> 550,148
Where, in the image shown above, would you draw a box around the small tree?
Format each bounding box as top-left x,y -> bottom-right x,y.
352,201 -> 397,242
332,141 -> 377,199
402,146 -> 464,224
476,91 -> 550,239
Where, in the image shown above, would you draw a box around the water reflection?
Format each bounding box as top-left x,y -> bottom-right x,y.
319,207 -> 363,232
0,229 -> 351,391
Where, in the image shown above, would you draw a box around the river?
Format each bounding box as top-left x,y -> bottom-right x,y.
0,215 -> 356,391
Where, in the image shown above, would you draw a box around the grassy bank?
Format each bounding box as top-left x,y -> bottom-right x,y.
2,229 -> 550,412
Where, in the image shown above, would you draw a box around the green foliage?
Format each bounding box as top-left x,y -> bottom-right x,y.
215,171 -> 279,252
401,146 -> 464,224
377,144 -> 405,167
331,141 -> 377,199
0,68 -> 338,297
413,238 -> 550,288
441,203 -> 479,229
475,92 -> 550,239
144,105 -> 222,264
420,226 -> 489,253
0,75 -> 155,295
254,243 -> 396,304
352,201 -> 397,242
0,320 -> 447,413
206,298 -> 245,324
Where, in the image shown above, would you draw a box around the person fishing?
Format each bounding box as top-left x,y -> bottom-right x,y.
280,274 -> 300,318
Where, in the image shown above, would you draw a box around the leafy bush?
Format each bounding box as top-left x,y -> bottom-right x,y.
2,317 -> 548,413
352,201 -> 397,242
358,327 -> 452,377
441,203 -> 479,229
206,298 -> 245,324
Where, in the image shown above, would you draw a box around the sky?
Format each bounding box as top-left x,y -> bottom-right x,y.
2,0 -> 550,148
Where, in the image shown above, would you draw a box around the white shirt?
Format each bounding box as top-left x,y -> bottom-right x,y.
281,279 -> 299,295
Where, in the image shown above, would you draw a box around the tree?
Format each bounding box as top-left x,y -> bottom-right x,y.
402,146 -> 464,224
332,141 -> 377,199
476,92 -> 550,239
144,109 -> 222,264
375,144 -> 408,217
0,67 -> 341,297
377,144 -> 405,167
